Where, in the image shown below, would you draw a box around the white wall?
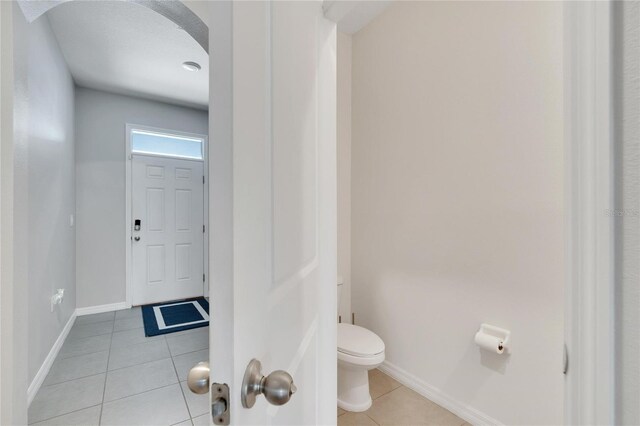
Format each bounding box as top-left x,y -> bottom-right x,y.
350,2 -> 564,424
11,11 -> 76,385
75,88 -> 208,308
337,31 -> 352,321
613,1 -> 640,424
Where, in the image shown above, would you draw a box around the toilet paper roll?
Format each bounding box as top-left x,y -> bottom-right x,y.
474,332 -> 505,354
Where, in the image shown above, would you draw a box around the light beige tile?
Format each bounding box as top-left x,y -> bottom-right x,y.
67,320 -> 113,340
338,412 -> 378,426
369,369 -> 402,400
100,384 -> 189,426
191,414 -> 209,426
115,306 -> 141,320
29,405 -> 101,426
366,386 -> 463,426
108,339 -> 170,370
338,407 -> 347,416
172,349 -> 208,381
180,381 -> 209,417
111,328 -> 164,348
28,374 -> 105,424
114,315 -> 143,332
75,312 -> 115,325
58,334 -> 111,359
43,351 -> 108,385
104,358 -> 178,402
166,329 -> 208,356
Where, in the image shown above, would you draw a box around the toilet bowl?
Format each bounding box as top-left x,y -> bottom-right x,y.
337,323 -> 385,412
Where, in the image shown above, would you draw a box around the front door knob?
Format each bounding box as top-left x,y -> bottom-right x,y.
187,361 -> 210,394
241,359 -> 297,408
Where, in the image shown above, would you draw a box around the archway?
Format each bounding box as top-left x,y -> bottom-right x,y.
16,0 -> 208,53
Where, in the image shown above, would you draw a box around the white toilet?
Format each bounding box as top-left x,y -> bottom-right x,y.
337,279 -> 385,412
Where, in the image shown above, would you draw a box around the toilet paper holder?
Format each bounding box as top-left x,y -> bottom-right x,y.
475,323 -> 510,354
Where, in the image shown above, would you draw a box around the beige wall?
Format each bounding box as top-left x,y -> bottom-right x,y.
350,2 -> 564,424
337,31 -> 352,320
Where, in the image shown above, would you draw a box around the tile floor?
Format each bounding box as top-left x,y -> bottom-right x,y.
31,310 -> 467,426
338,369 -> 469,426
29,308 -> 210,426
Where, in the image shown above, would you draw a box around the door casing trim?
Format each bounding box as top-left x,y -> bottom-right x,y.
563,1 -> 615,424
125,123 -> 209,308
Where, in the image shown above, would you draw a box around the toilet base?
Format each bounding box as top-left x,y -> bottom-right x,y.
337,363 -> 375,412
338,395 -> 372,412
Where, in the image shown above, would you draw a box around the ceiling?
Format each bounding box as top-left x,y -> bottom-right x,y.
323,1 -> 393,34
46,1 -> 209,110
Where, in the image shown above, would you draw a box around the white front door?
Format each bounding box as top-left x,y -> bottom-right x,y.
131,155 -> 204,306
208,2 -> 337,425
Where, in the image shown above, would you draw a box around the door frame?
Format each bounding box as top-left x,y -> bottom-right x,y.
0,0 -> 618,424
323,1 -> 617,424
563,1 -> 615,424
124,123 -> 210,308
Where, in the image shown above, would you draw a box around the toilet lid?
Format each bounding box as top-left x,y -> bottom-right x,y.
338,323 -> 385,357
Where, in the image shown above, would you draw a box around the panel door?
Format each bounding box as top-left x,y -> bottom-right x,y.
209,2 -> 337,424
132,155 -> 204,305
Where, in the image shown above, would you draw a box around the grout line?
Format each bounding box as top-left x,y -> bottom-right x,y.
28,404 -> 103,426
42,335 -> 206,388
47,347 -> 110,364
169,346 -> 208,359
72,319 -> 116,328
58,346 -> 111,360
112,325 -> 145,333
103,355 -> 173,376
37,355 -> 173,389
66,330 -> 113,343
170,352 -> 194,419
106,340 -> 171,373
98,317 -> 116,425
36,372 -> 107,390
102,381 -> 180,405
31,311 -> 207,424
41,361 -> 110,388
366,414 -> 381,425
372,384 -> 404,401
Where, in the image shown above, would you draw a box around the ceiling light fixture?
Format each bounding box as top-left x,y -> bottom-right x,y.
182,61 -> 201,72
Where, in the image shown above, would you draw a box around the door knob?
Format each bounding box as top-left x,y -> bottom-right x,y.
241,359 -> 297,408
134,236 -> 140,241
187,362 -> 210,394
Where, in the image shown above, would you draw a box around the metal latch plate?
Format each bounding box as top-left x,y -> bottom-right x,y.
211,383 -> 230,425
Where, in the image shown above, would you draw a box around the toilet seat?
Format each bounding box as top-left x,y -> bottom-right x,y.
338,323 -> 385,358
337,323 -> 385,412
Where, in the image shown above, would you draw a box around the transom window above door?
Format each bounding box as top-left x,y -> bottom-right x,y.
131,129 -> 204,160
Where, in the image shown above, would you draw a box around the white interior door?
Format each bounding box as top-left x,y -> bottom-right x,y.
132,155 -> 204,305
208,1 -> 337,425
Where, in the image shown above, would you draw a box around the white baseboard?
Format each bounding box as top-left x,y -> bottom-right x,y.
76,301 -> 128,316
27,310 -> 77,406
379,361 -> 502,426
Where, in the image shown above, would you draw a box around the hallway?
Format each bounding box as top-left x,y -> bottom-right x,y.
29,309 -> 209,426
